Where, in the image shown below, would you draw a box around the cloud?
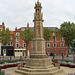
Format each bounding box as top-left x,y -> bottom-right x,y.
0,0 -> 75,30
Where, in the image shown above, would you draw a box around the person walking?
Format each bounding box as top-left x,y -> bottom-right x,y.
61,52 -> 64,59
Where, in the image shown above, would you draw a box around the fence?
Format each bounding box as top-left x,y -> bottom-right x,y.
0,56 -> 26,61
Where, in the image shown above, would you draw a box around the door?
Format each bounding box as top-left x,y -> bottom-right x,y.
27,50 -> 30,57
47,50 -> 50,56
59,51 -> 61,55
3,49 -> 6,56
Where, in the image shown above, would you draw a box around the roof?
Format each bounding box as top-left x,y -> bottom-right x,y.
14,27 -> 26,32
10,31 -> 14,34
44,27 -> 57,30
14,27 -> 57,32
30,27 -> 57,32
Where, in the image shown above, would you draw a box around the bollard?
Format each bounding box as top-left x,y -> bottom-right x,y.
10,56 -> 12,60
20,56 -> 22,60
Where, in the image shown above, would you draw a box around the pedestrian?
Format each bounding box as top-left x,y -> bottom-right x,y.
53,53 -> 55,59
61,52 -> 64,59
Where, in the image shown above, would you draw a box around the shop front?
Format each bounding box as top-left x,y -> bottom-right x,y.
1,46 -> 14,56
14,48 -> 26,56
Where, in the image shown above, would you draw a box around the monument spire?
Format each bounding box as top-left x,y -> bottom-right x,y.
33,0 -> 44,38
37,0 -> 39,2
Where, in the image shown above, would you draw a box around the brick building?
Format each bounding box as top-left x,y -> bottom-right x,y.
0,22 -> 67,56
0,22 -> 5,55
12,24 -> 67,56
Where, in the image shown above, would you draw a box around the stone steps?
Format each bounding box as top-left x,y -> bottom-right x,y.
15,68 -> 64,75
24,65 -> 54,69
19,67 -> 58,72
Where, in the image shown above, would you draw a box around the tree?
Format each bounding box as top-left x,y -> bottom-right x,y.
59,21 -> 75,57
0,28 -> 12,45
43,28 -> 54,41
71,40 -> 75,53
20,28 -> 33,49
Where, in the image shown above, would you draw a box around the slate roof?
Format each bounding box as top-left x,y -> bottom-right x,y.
15,27 -> 57,32
30,27 -> 57,32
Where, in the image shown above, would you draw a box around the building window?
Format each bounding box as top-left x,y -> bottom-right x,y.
23,43 -> 26,48
61,50 -> 63,53
61,43 -> 64,47
19,50 -> 22,52
23,40 -> 25,42
15,50 -> 17,52
10,36 -> 12,39
16,32 -> 20,36
16,37 -> 19,42
10,41 -> 13,46
54,50 -> 56,54
8,42 -> 10,46
53,43 -> 56,47
21,28 -> 25,31
8,41 -> 13,46
15,50 -> 22,52
47,43 -> 50,48
59,51 -> 61,55
16,43 -> 19,48
61,37 -> 63,41
53,36 -> 56,42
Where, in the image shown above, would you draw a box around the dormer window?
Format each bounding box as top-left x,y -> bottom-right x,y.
21,28 -> 25,31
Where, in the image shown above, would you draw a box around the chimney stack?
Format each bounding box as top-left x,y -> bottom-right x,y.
15,27 -> 17,30
2,22 -> 5,30
27,23 -> 29,28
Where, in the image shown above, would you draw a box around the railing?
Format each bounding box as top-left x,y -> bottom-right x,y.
0,56 -> 27,61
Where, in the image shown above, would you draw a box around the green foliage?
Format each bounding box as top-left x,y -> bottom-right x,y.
0,28 -> 12,45
71,40 -> 75,52
0,71 -> 5,75
43,27 -> 59,41
59,21 -> 75,47
20,28 -> 33,49
0,60 -> 26,64
43,28 -> 54,41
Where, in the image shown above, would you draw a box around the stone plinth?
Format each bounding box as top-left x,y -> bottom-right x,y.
15,65 -> 67,75
26,57 -> 52,69
15,56 -> 67,75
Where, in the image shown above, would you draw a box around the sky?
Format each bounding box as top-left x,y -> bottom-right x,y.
0,0 -> 75,30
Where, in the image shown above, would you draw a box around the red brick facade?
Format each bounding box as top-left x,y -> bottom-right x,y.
1,22 -> 67,56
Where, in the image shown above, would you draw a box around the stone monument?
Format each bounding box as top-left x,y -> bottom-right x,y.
15,0 -> 67,75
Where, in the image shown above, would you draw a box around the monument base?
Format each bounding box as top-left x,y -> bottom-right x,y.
15,66 -> 67,75
15,57 -> 67,75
